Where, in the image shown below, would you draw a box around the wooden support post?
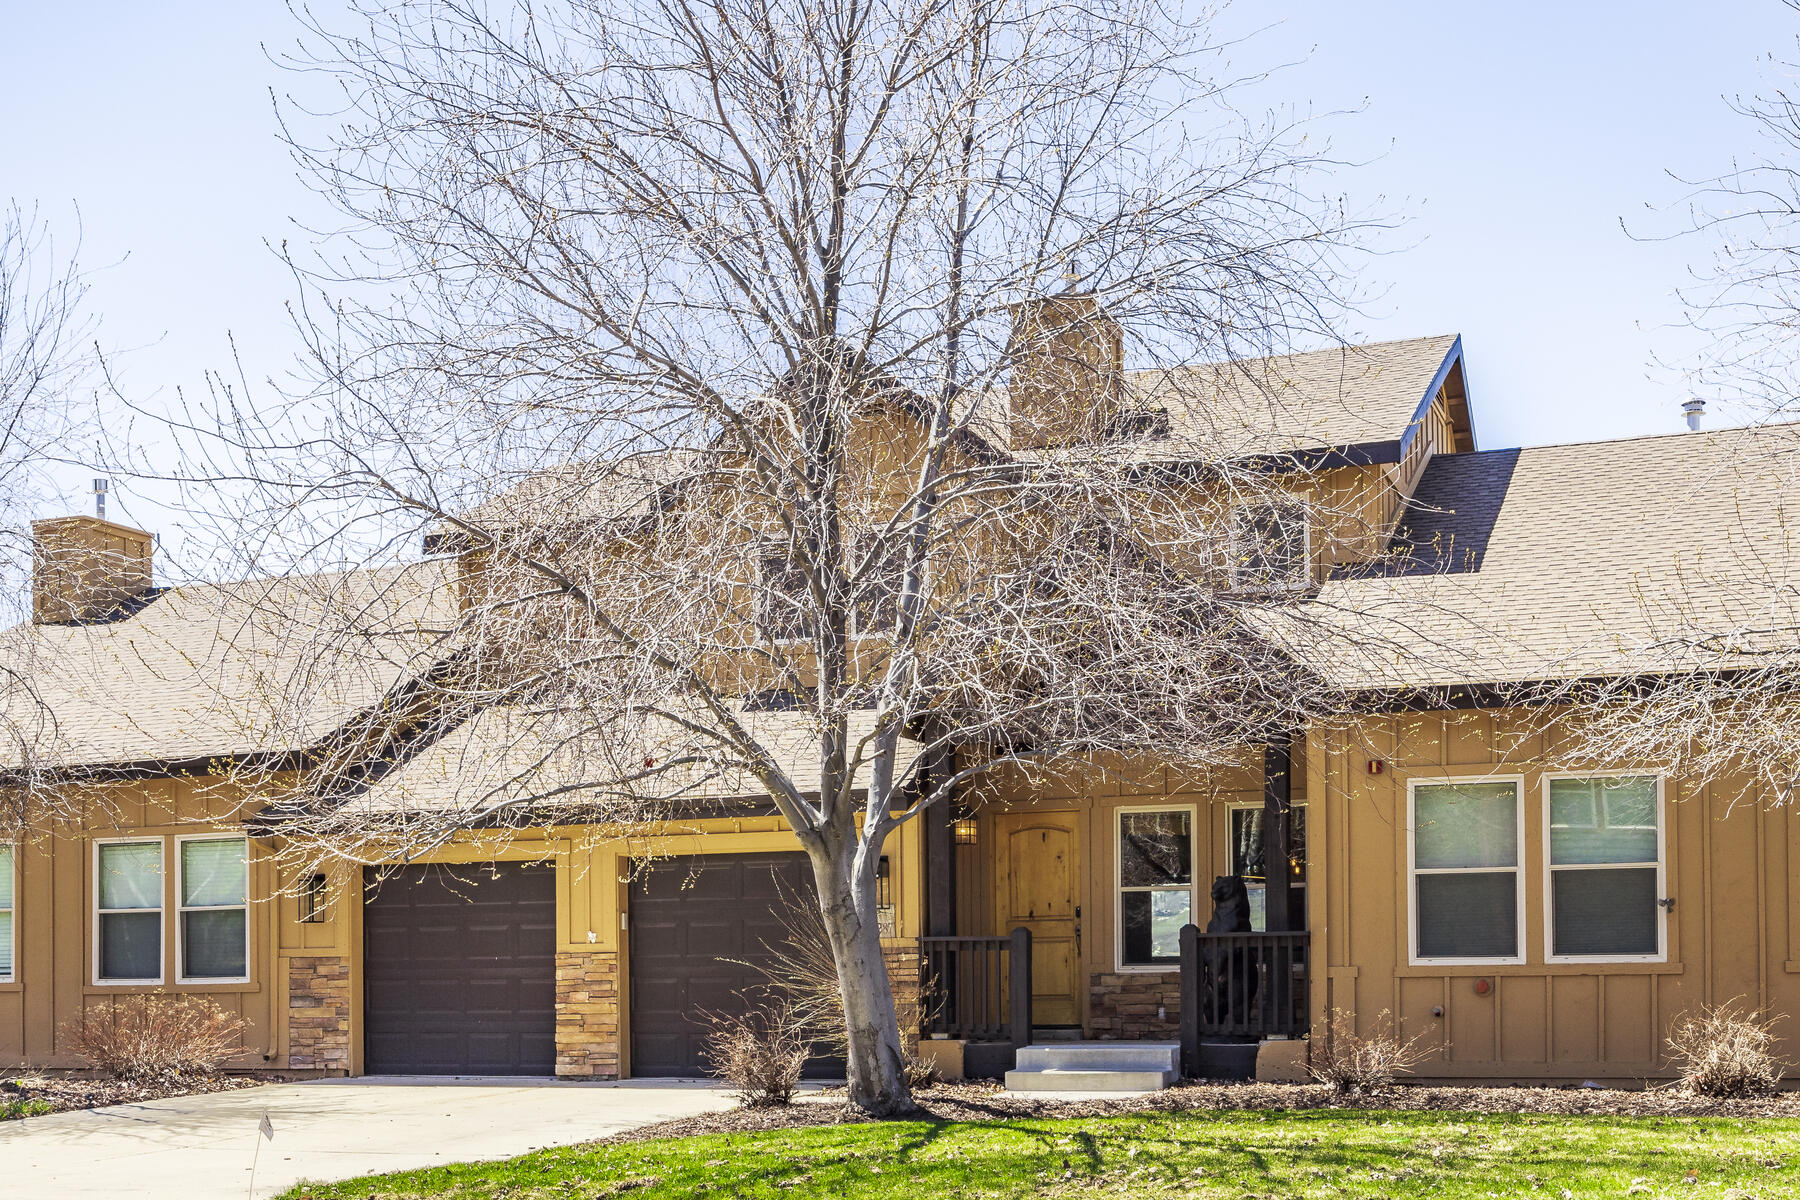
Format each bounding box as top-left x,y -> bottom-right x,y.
1179,922 -> 1200,1079
1263,740 -> 1294,934
922,747 -> 956,938
1008,926 -> 1033,1051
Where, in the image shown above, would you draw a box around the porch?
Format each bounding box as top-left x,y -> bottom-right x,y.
914,738 -> 1313,1087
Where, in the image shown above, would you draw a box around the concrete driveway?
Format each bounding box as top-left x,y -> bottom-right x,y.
0,1077 -> 741,1200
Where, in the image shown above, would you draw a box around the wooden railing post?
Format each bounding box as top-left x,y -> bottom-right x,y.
1179,922 -> 1200,1079
1008,926 -> 1032,1051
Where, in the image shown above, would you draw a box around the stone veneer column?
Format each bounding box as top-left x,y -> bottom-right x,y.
555,950 -> 621,1077
286,955 -> 353,1073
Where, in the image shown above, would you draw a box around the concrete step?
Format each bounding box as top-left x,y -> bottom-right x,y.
1003,1066 -> 1178,1093
1013,1041 -> 1181,1074
1004,1042 -> 1182,1093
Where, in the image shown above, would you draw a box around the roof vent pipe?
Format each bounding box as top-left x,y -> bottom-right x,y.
1682,399 -> 1706,431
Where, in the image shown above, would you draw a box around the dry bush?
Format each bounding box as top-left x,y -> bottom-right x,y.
733,882 -> 936,1059
1667,1002 -> 1786,1098
701,1000 -> 813,1107
67,994 -> 246,1082
1309,1009 -> 1432,1094
903,1052 -> 943,1091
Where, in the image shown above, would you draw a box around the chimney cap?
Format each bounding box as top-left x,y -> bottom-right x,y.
1682,399 -> 1706,431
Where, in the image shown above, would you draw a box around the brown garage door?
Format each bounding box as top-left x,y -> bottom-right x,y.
630,852 -> 842,1078
363,863 -> 556,1075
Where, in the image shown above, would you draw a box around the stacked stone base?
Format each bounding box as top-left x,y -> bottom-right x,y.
1088,970 -> 1181,1040
555,950 -> 621,1077
287,955 -> 352,1072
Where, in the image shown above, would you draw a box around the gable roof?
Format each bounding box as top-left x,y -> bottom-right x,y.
1283,423 -> 1800,691
1121,334 -> 1469,462
0,561 -> 458,771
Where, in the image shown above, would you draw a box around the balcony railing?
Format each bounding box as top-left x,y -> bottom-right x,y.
1178,926 -> 1309,1074
919,929 -> 1032,1047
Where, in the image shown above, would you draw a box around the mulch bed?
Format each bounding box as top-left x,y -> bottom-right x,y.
602,1080 -> 1800,1144
0,1071 -> 271,1119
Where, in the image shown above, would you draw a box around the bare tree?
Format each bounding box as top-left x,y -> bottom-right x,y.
126,0 -> 1437,1114
0,203 -> 96,828
1542,7 -> 1800,797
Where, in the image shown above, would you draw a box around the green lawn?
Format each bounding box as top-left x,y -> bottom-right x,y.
280,1108 -> 1800,1199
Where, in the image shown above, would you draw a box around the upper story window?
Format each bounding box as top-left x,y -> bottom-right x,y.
1117,807 -> 1194,968
851,534 -> 905,635
97,840 -> 164,983
1408,779 -> 1524,964
179,837 -> 249,982
1229,496 -> 1312,594
1547,775 -> 1664,961
0,845 -> 13,983
756,540 -> 811,642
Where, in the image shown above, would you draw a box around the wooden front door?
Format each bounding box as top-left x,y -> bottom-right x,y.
993,811 -> 1081,1027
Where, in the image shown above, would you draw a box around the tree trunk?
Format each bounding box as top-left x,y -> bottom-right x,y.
807,840 -> 913,1115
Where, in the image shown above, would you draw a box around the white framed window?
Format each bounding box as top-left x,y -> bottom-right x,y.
1407,777 -> 1525,965
1116,805 -> 1196,970
176,837 -> 250,983
1225,802 -> 1308,932
0,844 -> 14,983
1544,774 -> 1666,963
95,839 -> 164,984
1229,495 -> 1312,594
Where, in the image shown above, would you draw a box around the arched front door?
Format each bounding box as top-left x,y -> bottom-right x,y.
993,812 -> 1081,1028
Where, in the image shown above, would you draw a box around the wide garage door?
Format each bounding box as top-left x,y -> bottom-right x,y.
363,863 -> 556,1075
630,852 -> 839,1078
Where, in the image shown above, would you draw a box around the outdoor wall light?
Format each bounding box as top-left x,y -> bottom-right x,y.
299,873 -> 329,923
952,817 -> 979,845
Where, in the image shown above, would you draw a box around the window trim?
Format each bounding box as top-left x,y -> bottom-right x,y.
1114,802 -> 1199,973
1541,771 -> 1668,965
1227,492 -> 1314,595
174,834 -> 252,985
93,836 -> 166,986
0,841 -> 15,985
1223,800 -> 1309,932
1406,775 -> 1527,967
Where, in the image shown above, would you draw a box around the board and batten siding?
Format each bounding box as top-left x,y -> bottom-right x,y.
0,777 -> 290,1070
1308,707 -> 1799,1081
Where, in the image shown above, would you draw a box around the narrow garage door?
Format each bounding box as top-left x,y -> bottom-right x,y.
630,852 -> 840,1078
363,863 -> 556,1075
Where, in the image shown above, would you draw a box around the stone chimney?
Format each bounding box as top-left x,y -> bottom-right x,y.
1005,294 -> 1124,449
32,514 -> 155,625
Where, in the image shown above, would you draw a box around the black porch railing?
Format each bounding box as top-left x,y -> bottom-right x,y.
1178,926 -> 1309,1075
919,928 -> 1032,1048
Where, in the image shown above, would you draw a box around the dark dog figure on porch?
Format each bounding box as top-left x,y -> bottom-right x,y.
1201,875 -> 1260,1027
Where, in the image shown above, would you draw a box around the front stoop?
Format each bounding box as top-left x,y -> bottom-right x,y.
1004,1041 -> 1180,1093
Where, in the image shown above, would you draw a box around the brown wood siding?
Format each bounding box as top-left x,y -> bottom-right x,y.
1309,708 -> 1799,1081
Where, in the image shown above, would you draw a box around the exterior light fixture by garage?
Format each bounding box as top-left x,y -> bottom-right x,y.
952,817 -> 979,845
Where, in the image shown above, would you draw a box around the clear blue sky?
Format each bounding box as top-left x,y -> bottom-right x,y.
2,0 -> 1794,520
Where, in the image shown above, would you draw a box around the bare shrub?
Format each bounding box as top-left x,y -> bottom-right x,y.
701,1000 -> 813,1107
1309,1009 -> 1432,1094
732,882 -> 936,1059
67,995 -> 246,1082
1667,1002 -> 1786,1098
903,1052 -> 943,1091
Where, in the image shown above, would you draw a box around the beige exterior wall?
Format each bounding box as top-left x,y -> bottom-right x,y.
2,797 -> 922,1079
1309,707 -> 1799,1082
